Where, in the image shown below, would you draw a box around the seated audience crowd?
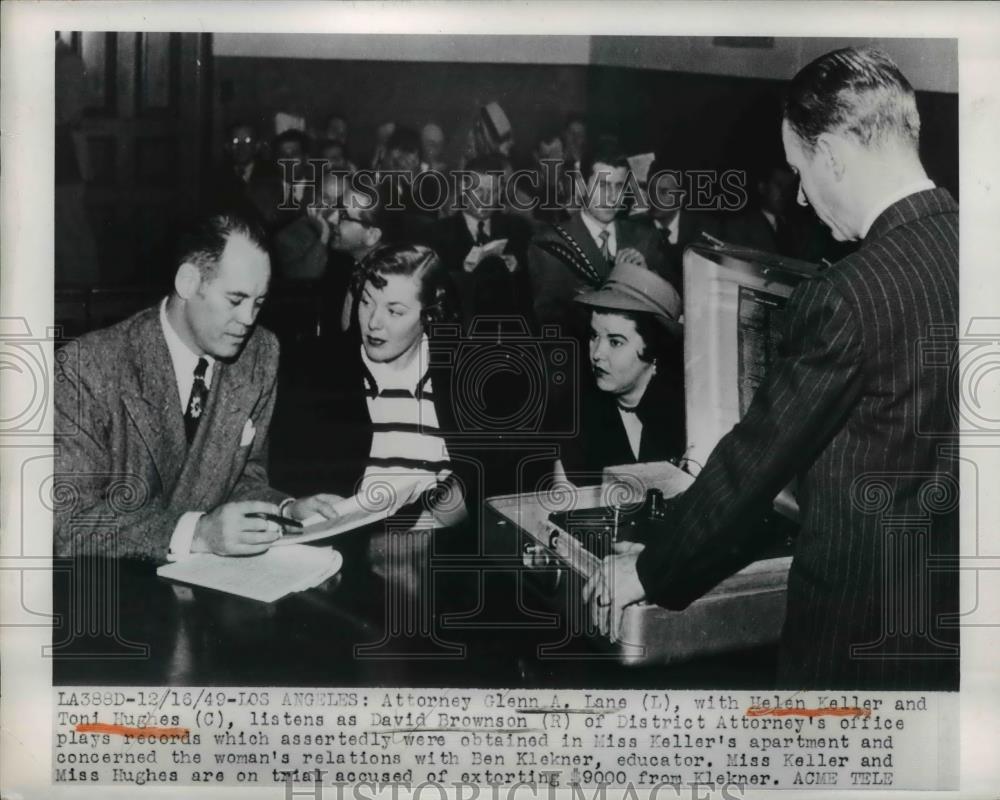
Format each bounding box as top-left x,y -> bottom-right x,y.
51,46 -> 960,693
57,101 -> 849,573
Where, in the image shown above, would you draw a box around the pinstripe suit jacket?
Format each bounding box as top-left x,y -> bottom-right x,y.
54,305 -> 288,562
635,188 -> 959,689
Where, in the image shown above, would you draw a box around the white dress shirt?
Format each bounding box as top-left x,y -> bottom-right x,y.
160,298 -> 215,409
463,212 -> 490,243
654,212 -> 681,245
580,210 -> 617,258
761,209 -> 778,233
238,161 -> 255,184
617,406 -> 644,460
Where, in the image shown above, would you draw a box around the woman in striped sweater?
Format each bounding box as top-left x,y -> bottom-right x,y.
351,243 -> 468,527
321,243 -> 481,587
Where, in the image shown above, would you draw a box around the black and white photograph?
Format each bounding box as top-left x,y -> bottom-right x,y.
3,2 -> 999,797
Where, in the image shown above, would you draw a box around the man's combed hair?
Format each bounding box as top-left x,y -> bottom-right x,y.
175,212 -> 268,280
580,139 -> 629,183
783,47 -> 921,153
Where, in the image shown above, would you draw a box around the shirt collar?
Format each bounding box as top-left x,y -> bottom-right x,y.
859,179 -> 936,239
160,297 -> 215,405
360,334 -> 431,395
653,212 -> 680,245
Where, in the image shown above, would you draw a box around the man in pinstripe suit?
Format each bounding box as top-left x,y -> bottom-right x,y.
585,47 -> 959,689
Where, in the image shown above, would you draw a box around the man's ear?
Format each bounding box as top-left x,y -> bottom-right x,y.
364,227 -> 383,249
815,132 -> 848,181
175,262 -> 202,300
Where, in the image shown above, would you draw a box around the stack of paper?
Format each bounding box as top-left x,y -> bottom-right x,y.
273,475 -> 431,546
157,545 -> 343,603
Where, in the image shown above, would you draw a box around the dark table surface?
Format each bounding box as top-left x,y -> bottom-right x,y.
52,521 -> 778,689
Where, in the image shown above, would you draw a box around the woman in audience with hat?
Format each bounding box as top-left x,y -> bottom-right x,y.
556,262 -> 687,485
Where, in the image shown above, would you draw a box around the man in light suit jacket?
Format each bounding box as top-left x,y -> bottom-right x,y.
54,213 -> 338,562
587,47 -> 959,689
527,140 -> 672,342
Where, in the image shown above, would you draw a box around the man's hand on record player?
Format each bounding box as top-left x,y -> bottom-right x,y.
583,541 -> 647,642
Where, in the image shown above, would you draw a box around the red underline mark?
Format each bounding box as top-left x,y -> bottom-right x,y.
745,706 -> 872,719
75,722 -> 191,737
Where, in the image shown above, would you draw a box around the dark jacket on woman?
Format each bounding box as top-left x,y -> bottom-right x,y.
560,368 -> 686,484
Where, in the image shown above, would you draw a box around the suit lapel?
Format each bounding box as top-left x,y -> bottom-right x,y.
181,352 -> 259,508
120,308 -> 189,493
451,214 -> 472,250
568,213 -> 611,280
677,210 -> 697,248
491,213 -> 509,243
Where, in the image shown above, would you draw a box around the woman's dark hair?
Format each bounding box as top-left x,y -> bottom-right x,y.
351,243 -> 457,327
590,306 -> 676,366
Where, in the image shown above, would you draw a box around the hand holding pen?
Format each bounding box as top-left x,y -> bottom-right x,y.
247,494 -> 343,537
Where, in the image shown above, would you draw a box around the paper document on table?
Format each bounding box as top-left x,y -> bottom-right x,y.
156,546 -> 343,603
463,237 -> 507,271
272,474 -> 430,546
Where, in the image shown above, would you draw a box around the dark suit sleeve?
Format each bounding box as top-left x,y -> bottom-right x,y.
621,221 -> 681,294
54,345 -> 185,561
635,276 -> 865,608
527,241 -> 570,329
634,226 -> 667,276
227,333 -> 288,506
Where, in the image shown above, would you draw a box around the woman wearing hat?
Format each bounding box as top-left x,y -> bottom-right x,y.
556,262 -> 687,484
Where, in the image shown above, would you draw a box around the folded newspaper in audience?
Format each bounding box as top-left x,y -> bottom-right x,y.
463,238 -> 507,271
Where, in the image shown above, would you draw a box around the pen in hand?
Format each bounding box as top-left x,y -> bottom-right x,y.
245,511 -> 304,530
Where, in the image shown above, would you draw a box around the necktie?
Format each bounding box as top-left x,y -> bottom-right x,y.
184,358 -> 209,444
476,220 -> 489,246
599,229 -> 612,267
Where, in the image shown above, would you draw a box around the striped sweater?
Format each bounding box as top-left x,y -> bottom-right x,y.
359,336 -> 452,512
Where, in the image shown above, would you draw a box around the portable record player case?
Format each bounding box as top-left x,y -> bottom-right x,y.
485,241 -> 820,666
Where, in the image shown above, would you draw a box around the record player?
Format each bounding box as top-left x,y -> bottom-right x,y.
485,241 -> 820,665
